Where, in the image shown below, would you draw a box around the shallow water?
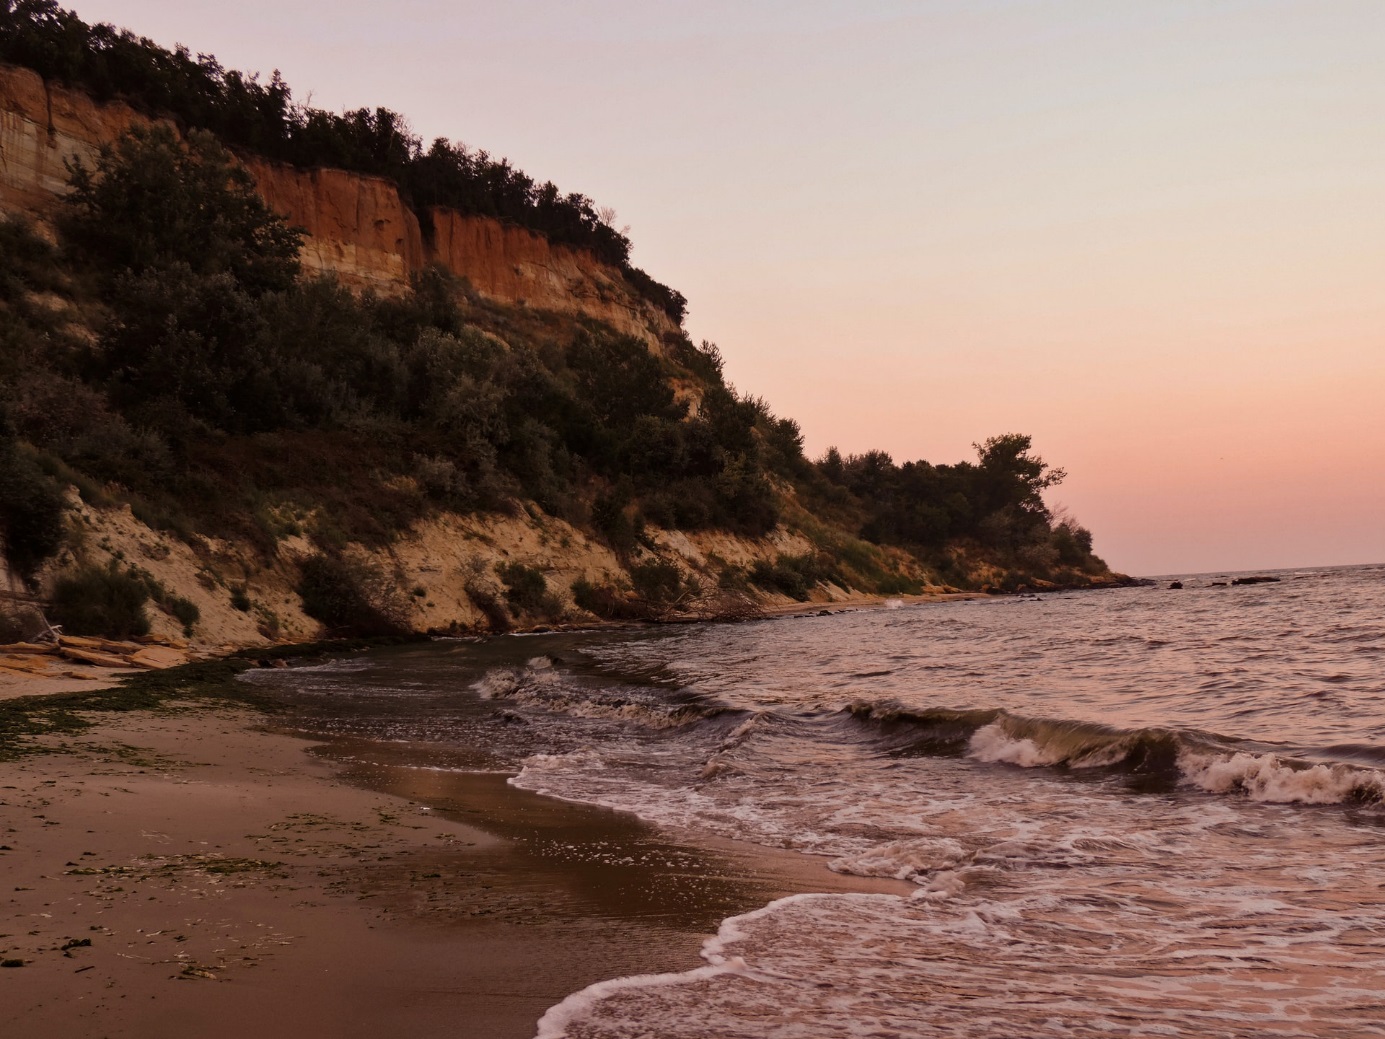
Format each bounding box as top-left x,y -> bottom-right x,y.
252,563 -> 1385,1037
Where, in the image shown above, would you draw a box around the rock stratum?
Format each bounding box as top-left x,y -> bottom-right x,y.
0,63 -> 675,344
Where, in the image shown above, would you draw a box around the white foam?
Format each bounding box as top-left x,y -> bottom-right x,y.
967,721 -> 1064,767
829,836 -> 968,881
1178,749 -> 1385,804
535,894 -> 890,1039
533,963 -> 730,1039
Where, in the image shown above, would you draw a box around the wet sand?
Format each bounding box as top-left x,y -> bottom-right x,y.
1,701 -> 907,1038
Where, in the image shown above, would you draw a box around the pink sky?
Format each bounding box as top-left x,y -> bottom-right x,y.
66,1 -> 1385,574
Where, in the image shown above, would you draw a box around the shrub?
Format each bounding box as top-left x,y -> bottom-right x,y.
296,554 -> 408,637
591,488 -> 641,553
119,566 -> 200,634
748,554 -> 843,602
49,562 -> 151,638
571,577 -> 652,621
0,216 -> 63,300
496,561 -> 562,620
0,443 -> 67,591
0,603 -> 47,643
716,565 -> 749,592
166,595 -> 201,631
627,558 -> 686,604
1052,521 -> 1095,567
230,587 -> 252,612
62,126 -> 302,294
875,573 -> 924,595
465,585 -> 511,632
496,561 -> 545,611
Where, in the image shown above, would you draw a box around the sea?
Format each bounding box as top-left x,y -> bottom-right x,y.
249,563 -> 1385,1038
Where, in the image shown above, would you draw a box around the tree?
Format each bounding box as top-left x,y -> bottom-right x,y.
0,410 -> 65,591
62,125 -> 303,294
973,434 -> 1064,517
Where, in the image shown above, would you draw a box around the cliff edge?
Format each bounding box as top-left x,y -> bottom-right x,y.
0,63 -> 675,344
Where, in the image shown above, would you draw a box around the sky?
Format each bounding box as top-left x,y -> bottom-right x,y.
65,0 -> 1385,575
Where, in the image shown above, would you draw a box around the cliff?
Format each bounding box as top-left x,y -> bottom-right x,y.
0,64 -> 675,343
0,53 -> 1120,658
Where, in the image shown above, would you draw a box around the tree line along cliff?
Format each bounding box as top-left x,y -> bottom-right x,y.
0,0 -> 686,324
0,3 -> 1119,646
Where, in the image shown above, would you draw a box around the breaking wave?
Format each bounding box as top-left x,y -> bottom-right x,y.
845,700 -> 1385,805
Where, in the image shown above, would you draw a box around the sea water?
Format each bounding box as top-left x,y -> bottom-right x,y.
254,564 -> 1385,1037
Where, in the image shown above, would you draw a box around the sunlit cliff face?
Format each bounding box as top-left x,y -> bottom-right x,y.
41,0 -> 1385,572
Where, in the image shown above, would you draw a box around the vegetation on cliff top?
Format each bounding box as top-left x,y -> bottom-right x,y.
0,0 -> 687,322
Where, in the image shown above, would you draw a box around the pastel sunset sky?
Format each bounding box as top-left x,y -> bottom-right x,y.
68,0 -> 1385,575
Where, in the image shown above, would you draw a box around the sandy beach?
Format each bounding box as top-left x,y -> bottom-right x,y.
0,667 -> 908,1038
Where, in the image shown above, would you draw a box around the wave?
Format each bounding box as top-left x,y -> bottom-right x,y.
472,658 -> 744,731
843,701 -> 1385,805
476,660 -> 1385,809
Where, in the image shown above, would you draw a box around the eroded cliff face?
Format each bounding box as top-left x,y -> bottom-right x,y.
0,63 -> 148,213
238,156 -> 425,296
425,208 -> 674,342
0,64 -> 675,343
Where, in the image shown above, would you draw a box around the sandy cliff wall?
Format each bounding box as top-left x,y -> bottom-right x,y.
0,64 -> 675,343
238,157 -> 425,296
0,63 -> 149,213
426,208 -> 674,342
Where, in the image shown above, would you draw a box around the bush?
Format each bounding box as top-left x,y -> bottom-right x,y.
62,126 -> 302,294
0,215 -> 63,300
0,602 -> 47,643
464,585 -> 511,633
1052,521 -> 1095,567
591,488 -> 642,553
133,572 -> 201,634
49,562 -> 151,638
0,444 -> 67,591
875,573 -> 924,595
627,558 -> 686,604
496,561 -> 560,618
166,595 -> 200,631
297,554 -> 408,637
571,577 -> 653,621
748,554 -> 843,602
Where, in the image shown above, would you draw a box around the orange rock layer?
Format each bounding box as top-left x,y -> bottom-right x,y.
0,64 -> 675,343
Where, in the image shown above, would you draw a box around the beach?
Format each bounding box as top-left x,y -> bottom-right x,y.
7,567 -> 1384,1037
0,672 -> 906,1039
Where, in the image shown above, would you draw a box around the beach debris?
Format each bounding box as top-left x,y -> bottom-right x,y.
1,633 -> 191,678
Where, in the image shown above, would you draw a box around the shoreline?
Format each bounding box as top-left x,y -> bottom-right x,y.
0,590 -> 978,703
0,576 -> 1142,704
1,676 -> 908,1038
